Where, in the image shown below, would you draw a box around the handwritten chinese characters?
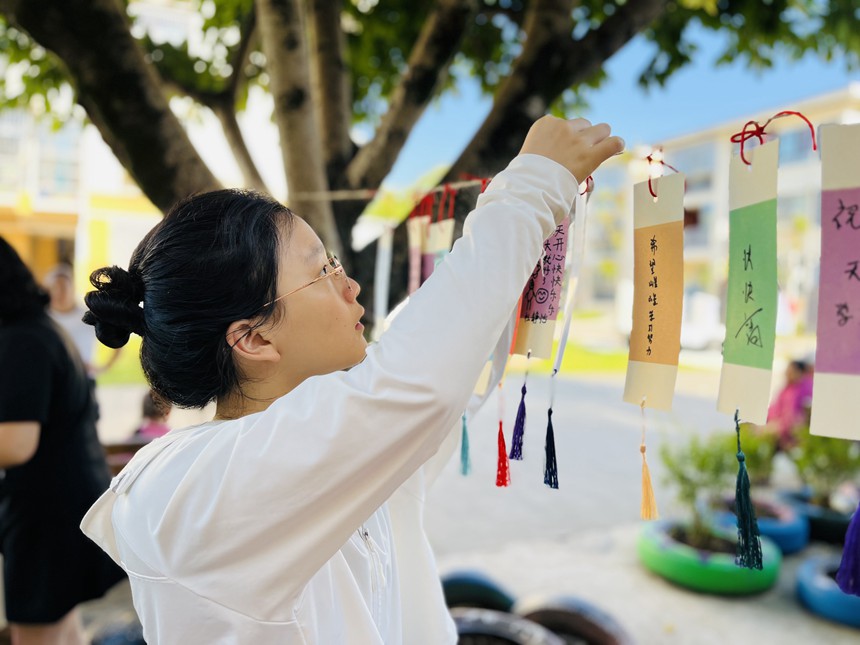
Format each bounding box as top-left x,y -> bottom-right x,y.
521,221 -> 568,325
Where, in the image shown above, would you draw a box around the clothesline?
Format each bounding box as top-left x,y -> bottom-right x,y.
288,177 -> 492,202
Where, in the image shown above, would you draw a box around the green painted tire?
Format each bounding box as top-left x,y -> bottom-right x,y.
637,521 -> 782,595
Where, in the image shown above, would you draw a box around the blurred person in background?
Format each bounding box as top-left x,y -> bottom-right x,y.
45,263 -> 121,379
767,359 -> 814,451
132,390 -> 172,441
0,238 -> 125,645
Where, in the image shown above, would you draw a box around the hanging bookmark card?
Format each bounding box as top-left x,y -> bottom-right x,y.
811,124 -> 860,440
716,141 -> 779,423
511,217 -> 570,359
406,200 -> 430,294
421,189 -> 456,282
623,174 -> 685,410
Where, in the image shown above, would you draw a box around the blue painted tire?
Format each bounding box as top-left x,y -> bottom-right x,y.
441,570 -> 516,612
637,520 -> 781,595
796,555 -> 860,628
711,498 -> 810,555
780,491 -> 852,544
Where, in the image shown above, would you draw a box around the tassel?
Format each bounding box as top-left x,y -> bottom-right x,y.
496,421 -> 510,487
543,408 -> 558,489
509,382 -> 527,460
640,444 -> 659,520
460,414 -> 471,476
836,500 -> 860,595
734,411 -> 763,570
639,401 -> 658,520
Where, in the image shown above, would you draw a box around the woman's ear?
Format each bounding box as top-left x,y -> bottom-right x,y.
226,320 -> 281,363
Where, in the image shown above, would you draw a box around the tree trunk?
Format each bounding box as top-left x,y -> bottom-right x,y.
0,0 -> 220,212
256,0 -> 342,257
308,0 -> 353,182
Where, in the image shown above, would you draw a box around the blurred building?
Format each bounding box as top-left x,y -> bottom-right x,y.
587,82 -> 860,344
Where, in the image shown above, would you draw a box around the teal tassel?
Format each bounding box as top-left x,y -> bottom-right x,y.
460,413 -> 471,476
734,411 -> 763,570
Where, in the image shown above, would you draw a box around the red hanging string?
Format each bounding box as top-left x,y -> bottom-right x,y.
436,186 -> 449,223
579,175 -> 594,196
646,152 -> 682,199
447,187 -> 458,219
730,110 -> 818,166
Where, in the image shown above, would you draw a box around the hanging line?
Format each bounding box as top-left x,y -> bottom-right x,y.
645,149 -> 683,199
292,176 -> 491,203
729,110 -> 817,166
542,181 -> 588,489
639,398 -> 658,520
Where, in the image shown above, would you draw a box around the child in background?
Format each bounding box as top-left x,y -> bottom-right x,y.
133,390 -> 171,440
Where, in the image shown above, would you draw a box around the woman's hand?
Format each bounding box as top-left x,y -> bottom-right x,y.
519,116 -> 624,184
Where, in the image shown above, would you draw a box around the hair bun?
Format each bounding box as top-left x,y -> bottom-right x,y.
83,266 -> 146,348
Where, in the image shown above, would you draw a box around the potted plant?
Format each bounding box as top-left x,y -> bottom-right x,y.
707,428 -> 810,554
783,429 -> 860,543
637,433 -> 782,595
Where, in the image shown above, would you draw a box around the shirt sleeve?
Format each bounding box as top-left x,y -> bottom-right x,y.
0,332 -> 52,424
120,154 -> 580,617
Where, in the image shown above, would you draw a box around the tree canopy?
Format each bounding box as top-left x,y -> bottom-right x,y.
0,0 -> 857,316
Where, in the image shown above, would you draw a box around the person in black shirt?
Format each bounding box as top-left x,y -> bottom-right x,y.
0,238 -> 125,645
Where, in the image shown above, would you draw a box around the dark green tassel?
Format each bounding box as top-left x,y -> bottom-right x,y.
460,413 -> 471,476
734,410 -> 763,570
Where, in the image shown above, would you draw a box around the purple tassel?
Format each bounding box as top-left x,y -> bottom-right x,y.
544,407 -> 558,489
837,500 -> 860,595
509,382 -> 527,460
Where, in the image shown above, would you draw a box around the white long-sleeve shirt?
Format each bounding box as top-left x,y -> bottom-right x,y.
81,154 -> 578,644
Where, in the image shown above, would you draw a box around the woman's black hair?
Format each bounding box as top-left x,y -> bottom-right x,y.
0,237 -> 51,324
83,189 -> 293,408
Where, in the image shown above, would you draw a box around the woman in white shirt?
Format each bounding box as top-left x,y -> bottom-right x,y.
81,116 -> 623,644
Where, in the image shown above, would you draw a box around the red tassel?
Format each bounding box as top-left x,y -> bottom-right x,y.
496,421 -> 510,487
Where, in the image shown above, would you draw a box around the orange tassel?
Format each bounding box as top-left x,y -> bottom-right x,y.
640,443 -> 658,520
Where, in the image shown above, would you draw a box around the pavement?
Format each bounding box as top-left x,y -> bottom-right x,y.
65,355 -> 859,643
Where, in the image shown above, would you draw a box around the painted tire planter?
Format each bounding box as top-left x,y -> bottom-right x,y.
637,520 -> 781,595
711,497 -> 810,555
441,570 -> 516,612
514,594 -> 634,645
796,555 -> 860,628
780,490 -> 853,544
451,608 -> 565,645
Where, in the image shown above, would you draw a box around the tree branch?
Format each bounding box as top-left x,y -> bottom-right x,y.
212,98 -> 270,193
445,0 -> 668,182
345,0 -> 476,190
228,7 -> 258,97
308,0 -> 353,182
0,0 -> 220,211
256,0 -> 341,256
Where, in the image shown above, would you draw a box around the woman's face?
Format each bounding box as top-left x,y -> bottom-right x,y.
269,217 -> 367,380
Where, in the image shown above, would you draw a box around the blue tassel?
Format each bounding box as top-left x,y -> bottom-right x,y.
509,382 -> 527,460
460,413 -> 471,476
734,411 -> 762,570
836,500 -> 860,595
544,408 -> 558,489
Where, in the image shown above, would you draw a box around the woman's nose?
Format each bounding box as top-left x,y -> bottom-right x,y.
345,276 -> 360,300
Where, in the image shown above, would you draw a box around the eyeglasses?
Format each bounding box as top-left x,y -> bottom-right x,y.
263,254 -> 346,308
